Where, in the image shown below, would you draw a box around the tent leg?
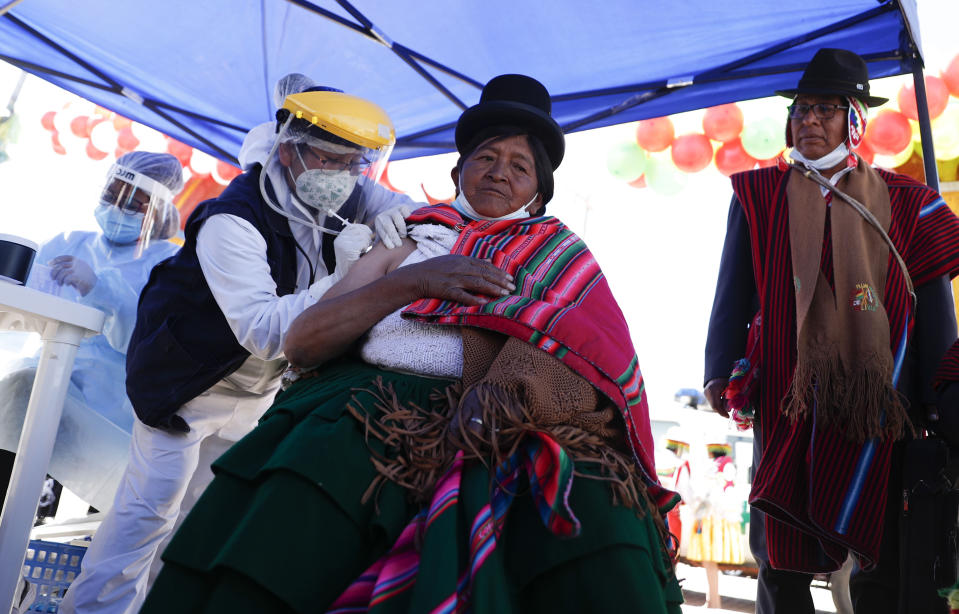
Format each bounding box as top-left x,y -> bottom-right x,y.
912,65 -> 939,192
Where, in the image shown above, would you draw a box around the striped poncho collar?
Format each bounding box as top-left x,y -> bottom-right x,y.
401,204 -> 675,511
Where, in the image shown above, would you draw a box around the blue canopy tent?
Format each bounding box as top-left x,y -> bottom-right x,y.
0,0 -> 938,185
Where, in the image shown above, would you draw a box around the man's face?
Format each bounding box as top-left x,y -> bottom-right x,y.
789,95 -> 849,160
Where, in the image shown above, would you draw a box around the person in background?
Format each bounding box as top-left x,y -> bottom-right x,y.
0,151 -> 183,514
61,76 -> 417,614
140,73 -> 683,614
657,426 -> 692,552
686,441 -> 743,609
704,48 -> 959,614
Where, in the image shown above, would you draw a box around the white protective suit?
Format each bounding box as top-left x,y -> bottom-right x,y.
0,231 -> 179,511
61,118 -> 421,614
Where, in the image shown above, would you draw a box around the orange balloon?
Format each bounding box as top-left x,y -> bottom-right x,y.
635,117 -> 675,152
897,76 -> 949,121
703,104 -> 744,143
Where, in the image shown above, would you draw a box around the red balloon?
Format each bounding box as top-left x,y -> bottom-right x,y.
670,133 -> 713,172
714,139 -> 757,176
627,175 -> 647,188
86,140 -> 109,161
635,117 -> 675,152
41,111 -> 57,132
897,76 -> 949,121
756,155 -> 780,168
117,126 -> 140,151
214,160 -> 242,185
853,139 -> 875,165
166,138 -> 193,167
51,133 -> 66,155
69,116 -> 91,139
703,104 -> 744,142
864,110 -> 912,155
944,54 -> 959,98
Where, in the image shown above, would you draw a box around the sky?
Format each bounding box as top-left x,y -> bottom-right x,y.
1,1 -> 957,411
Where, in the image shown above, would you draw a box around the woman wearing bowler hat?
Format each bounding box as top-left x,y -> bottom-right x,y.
140,74 -> 683,614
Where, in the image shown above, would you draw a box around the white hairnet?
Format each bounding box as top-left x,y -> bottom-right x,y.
114,151 -> 185,194
273,73 -> 319,110
112,151 -> 183,240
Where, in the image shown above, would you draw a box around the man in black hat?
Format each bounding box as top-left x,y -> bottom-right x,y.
703,48 -> 959,613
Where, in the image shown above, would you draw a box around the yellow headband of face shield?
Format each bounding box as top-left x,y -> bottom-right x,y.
281,91 -> 396,150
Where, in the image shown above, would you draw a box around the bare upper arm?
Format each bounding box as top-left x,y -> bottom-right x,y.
323,238 -> 416,299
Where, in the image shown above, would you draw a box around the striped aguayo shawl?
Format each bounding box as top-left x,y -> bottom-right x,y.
733,165 -> 959,572
328,436 -> 577,613
400,204 -> 674,512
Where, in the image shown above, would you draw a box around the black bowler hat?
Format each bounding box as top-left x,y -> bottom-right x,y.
455,74 -> 565,170
776,48 -> 888,107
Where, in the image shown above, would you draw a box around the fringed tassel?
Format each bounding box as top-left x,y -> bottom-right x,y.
346,378 -> 656,518
782,347 -> 844,423
724,357 -> 758,431
781,351 -> 914,443
836,359 -> 913,442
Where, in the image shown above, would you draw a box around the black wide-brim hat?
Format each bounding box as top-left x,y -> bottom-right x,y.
775,48 -> 888,107
455,74 -> 565,170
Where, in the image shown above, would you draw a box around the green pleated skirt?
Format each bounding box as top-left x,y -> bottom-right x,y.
141,361 -> 683,613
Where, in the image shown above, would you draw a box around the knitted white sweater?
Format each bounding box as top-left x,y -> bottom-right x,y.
359,225 -> 464,379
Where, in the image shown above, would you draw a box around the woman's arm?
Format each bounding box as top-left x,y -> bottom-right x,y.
283,240 -> 515,368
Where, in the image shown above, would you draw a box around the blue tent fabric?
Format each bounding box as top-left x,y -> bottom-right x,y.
0,0 -> 922,163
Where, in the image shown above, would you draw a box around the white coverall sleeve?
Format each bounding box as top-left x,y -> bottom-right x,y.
196,214 -> 321,360
78,267 -> 140,352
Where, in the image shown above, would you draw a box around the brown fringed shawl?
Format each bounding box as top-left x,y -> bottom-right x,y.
733,161 -> 959,572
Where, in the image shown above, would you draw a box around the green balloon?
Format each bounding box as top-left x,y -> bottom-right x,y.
606,141 -> 647,181
645,155 -> 685,196
741,116 -> 785,160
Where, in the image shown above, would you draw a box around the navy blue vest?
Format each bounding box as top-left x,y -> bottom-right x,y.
126,168 -> 298,431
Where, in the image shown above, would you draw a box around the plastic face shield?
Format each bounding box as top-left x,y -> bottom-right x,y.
99,165 -> 174,256
275,90 -> 395,230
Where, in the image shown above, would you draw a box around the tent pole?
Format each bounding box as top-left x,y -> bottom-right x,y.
911,65 -> 939,192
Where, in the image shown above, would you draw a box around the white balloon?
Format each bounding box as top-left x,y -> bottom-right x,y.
89,120 -> 117,153
189,149 -> 217,175
129,123 -> 168,153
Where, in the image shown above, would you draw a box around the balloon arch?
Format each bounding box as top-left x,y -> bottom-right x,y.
605,51 -> 959,195
39,51 -> 959,209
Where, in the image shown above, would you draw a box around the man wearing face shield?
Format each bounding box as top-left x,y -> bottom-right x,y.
61,80 -> 415,614
0,151 -> 182,515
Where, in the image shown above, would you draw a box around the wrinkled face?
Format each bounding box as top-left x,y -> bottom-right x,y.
789,94 -> 849,161
452,135 -> 542,218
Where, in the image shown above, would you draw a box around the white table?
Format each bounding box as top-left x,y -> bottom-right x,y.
0,282 -> 104,613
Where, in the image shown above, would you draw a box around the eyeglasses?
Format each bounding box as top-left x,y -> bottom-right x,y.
300,145 -> 372,174
787,103 -> 849,120
101,182 -> 153,216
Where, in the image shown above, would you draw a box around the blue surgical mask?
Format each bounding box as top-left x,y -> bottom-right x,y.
95,202 -> 144,244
